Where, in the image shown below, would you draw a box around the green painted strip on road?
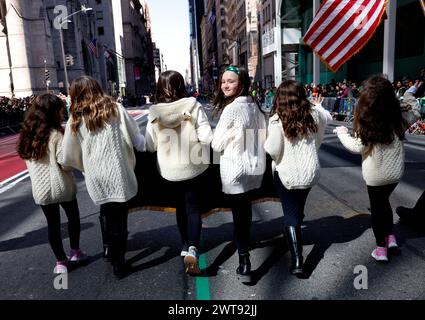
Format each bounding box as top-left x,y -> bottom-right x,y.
196,240 -> 211,300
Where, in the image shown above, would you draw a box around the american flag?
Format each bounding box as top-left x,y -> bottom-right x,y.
104,49 -> 114,64
303,0 -> 388,72
87,38 -> 98,57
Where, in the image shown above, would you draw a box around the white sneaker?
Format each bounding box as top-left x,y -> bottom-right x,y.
180,244 -> 188,257
184,246 -> 201,275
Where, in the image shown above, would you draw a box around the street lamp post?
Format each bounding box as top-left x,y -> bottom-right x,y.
58,5 -> 92,95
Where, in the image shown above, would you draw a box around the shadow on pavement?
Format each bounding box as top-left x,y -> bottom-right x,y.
242,213 -> 370,285
0,222 -> 94,252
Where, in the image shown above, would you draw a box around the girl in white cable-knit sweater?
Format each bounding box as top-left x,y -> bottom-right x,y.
62,76 -> 145,279
17,94 -> 87,274
145,71 -> 213,276
212,66 -> 266,280
264,80 -> 332,275
334,75 -> 406,262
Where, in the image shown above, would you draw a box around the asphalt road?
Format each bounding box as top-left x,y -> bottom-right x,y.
0,106 -> 424,301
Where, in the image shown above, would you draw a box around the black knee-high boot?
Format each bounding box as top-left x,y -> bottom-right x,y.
110,231 -> 128,279
99,215 -> 110,261
284,226 -> 304,275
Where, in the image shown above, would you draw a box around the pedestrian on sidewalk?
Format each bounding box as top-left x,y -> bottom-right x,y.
145,70 -> 213,276
211,66 -> 266,281
264,80 -> 331,276
16,93 -> 87,275
61,76 -> 145,279
334,75 -> 406,262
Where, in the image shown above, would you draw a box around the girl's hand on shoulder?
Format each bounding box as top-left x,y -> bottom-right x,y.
333,126 -> 348,135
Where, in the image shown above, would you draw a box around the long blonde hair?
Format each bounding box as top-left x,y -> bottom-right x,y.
69,76 -> 117,133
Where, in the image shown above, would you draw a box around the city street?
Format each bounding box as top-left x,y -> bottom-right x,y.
0,105 -> 424,300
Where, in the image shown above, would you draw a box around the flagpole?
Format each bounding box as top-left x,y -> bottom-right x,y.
102,44 -> 125,59
383,0 -> 397,82
312,0 -> 321,86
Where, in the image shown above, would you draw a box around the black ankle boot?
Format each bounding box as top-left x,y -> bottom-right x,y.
284,226 -> 304,275
236,253 -> 251,279
99,215 -> 111,261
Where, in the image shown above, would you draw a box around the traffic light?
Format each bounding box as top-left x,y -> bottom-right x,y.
65,54 -> 74,66
44,68 -> 51,86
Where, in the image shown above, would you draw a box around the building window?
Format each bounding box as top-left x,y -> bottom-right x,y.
96,11 -> 103,20
98,26 -> 104,36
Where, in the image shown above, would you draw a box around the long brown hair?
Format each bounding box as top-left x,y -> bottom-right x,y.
271,80 -> 318,140
213,66 -> 251,115
155,70 -> 188,103
17,94 -> 64,160
69,76 -> 117,133
354,75 -> 405,155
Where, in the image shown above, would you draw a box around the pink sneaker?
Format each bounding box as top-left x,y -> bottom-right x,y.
69,249 -> 88,262
371,246 -> 388,262
54,260 -> 68,274
386,234 -> 398,249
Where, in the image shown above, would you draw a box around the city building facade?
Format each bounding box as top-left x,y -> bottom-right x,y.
121,0 -> 155,97
0,0 -> 156,98
0,0 -> 100,97
91,0 -> 127,97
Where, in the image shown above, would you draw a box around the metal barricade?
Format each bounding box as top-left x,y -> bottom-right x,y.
419,97 -> 425,119
322,97 -> 357,122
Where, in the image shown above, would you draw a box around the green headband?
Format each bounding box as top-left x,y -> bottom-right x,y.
225,66 -> 240,75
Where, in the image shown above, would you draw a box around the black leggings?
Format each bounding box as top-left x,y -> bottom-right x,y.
226,192 -> 252,255
100,202 -> 129,243
40,199 -> 81,262
367,183 -> 398,247
273,172 -> 311,227
174,172 -> 207,249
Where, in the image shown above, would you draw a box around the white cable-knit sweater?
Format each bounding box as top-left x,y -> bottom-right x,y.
336,132 -> 405,186
145,97 -> 213,181
212,96 -> 266,195
25,130 -> 77,205
61,103 -> 142,205
264,104 -> 332,190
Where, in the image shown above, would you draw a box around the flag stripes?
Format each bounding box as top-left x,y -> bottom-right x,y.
87,38 -> 97,57
303,0 -> 388,72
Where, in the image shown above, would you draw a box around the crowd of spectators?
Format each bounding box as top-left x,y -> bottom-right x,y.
252,67 -> 425,119
1,68 -> 424,134
0,95 -> 34,131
